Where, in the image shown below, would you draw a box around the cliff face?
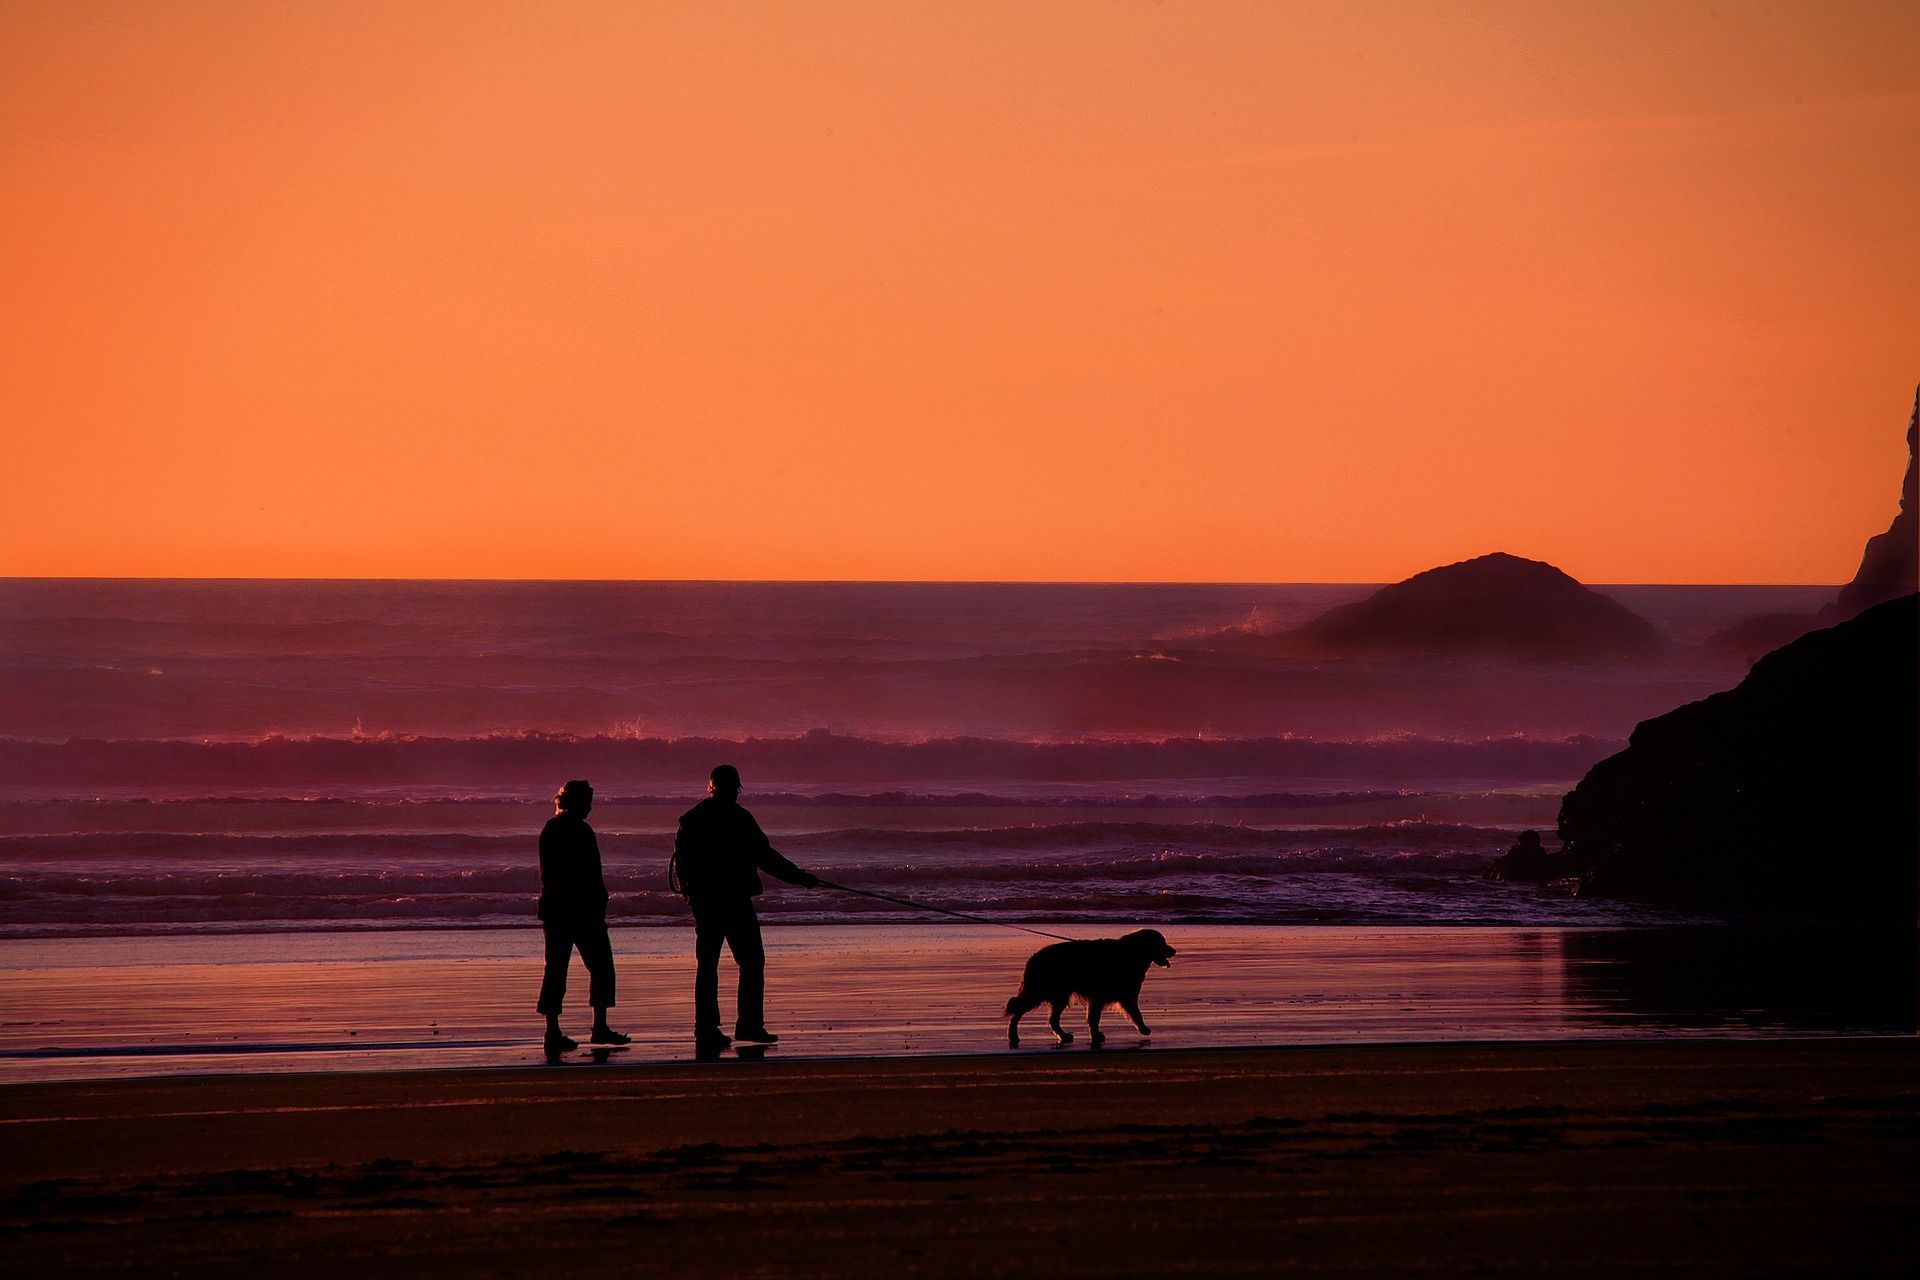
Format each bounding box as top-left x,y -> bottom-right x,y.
1552,594 -> 1917,920
1289,552 -> 1664,661
1702,385 -> 1917,659
1832,385 -> 1918,618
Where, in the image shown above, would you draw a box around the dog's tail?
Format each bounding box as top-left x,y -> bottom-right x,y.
1002,993 -> 1022,1018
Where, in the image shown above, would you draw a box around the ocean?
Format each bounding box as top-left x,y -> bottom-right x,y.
0,578 -> 1833,939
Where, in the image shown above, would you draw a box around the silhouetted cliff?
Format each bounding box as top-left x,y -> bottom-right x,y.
1702,611 -> 1825,665
1286,552 -> 1665,661
1707,384 -> 1918,657
1831,385 -> 1918,618
1550,594 -> 1917,920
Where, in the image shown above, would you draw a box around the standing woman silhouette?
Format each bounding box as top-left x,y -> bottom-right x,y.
536,779 -> 627,1052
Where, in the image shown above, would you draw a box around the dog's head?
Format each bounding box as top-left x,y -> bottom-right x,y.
1123,929 -> 1177,967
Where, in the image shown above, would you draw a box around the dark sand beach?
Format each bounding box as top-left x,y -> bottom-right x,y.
5,1039 -> 1916,1277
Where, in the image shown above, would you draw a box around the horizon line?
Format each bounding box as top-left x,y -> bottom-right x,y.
0,574 -> 1849,589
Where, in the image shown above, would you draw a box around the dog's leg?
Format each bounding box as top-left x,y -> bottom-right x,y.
1121,997 -> 1151,1037
1046,1001 -> 1073,1044
1086,1001 -> 1105,1047
1006,993 -> 1040,1047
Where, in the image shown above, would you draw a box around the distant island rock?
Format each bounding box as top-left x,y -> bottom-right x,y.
1493,594 -> 1917,920
1707,385 -> 1918,660
1278,552 -> 1666,661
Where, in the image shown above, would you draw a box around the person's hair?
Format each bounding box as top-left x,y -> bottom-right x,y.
709,764 -> 741,789
554,779 -> 594,813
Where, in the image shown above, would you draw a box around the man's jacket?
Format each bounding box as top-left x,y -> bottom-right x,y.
671,798 -> 810,900
538,813 -> 608,923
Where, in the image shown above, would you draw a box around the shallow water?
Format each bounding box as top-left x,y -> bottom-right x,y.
1,924 -> 1907,1084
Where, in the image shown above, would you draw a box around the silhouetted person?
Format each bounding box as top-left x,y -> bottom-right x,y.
671,764 -> 821,1056
536,780 -> 627,1052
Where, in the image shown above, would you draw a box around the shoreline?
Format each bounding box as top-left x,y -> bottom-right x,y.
4,923 -> 1910,1086
8,1028 -> 1920,1086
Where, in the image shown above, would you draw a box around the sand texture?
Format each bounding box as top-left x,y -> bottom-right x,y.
4,1039 -> 1916,1276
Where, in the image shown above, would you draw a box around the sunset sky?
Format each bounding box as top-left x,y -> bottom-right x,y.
3,1 -> 1916,583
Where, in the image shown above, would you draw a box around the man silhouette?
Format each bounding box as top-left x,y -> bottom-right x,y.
536,780 -> 627,1053
671,765 -> 821,1056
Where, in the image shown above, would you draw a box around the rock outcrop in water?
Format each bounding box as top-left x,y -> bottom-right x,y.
1284,552 -> 1664,661
1527,594 -> 1918,920
1484,830 -> 1565,884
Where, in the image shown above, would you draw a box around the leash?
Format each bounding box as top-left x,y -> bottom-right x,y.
814,878 -> 1078,942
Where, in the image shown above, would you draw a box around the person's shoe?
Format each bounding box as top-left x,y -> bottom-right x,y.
589,1027 -> 631,1045
545,1030 -> 579,1053
694,1030 -> 731,1059
733,1027 -> 780,1044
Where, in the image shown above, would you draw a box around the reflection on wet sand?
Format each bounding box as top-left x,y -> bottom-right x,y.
1562,927 -> 1916,1034
4,924 -> 1911,1085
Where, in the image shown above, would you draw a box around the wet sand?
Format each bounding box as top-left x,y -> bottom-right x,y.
4,924 -> 1909,1083
4,1038 -> 1915,1276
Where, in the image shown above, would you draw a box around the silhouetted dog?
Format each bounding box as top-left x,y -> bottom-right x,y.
1004,929 -> 1176,1047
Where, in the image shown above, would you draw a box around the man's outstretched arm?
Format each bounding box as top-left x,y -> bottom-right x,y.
757,848 -> 820,888
744,813 -> 820,887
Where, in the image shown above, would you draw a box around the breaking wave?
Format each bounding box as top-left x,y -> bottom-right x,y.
0,730 -> 1615,791
0,817 -> 1683,936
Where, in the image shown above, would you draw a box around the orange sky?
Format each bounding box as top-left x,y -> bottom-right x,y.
2,1 -> 1916,583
